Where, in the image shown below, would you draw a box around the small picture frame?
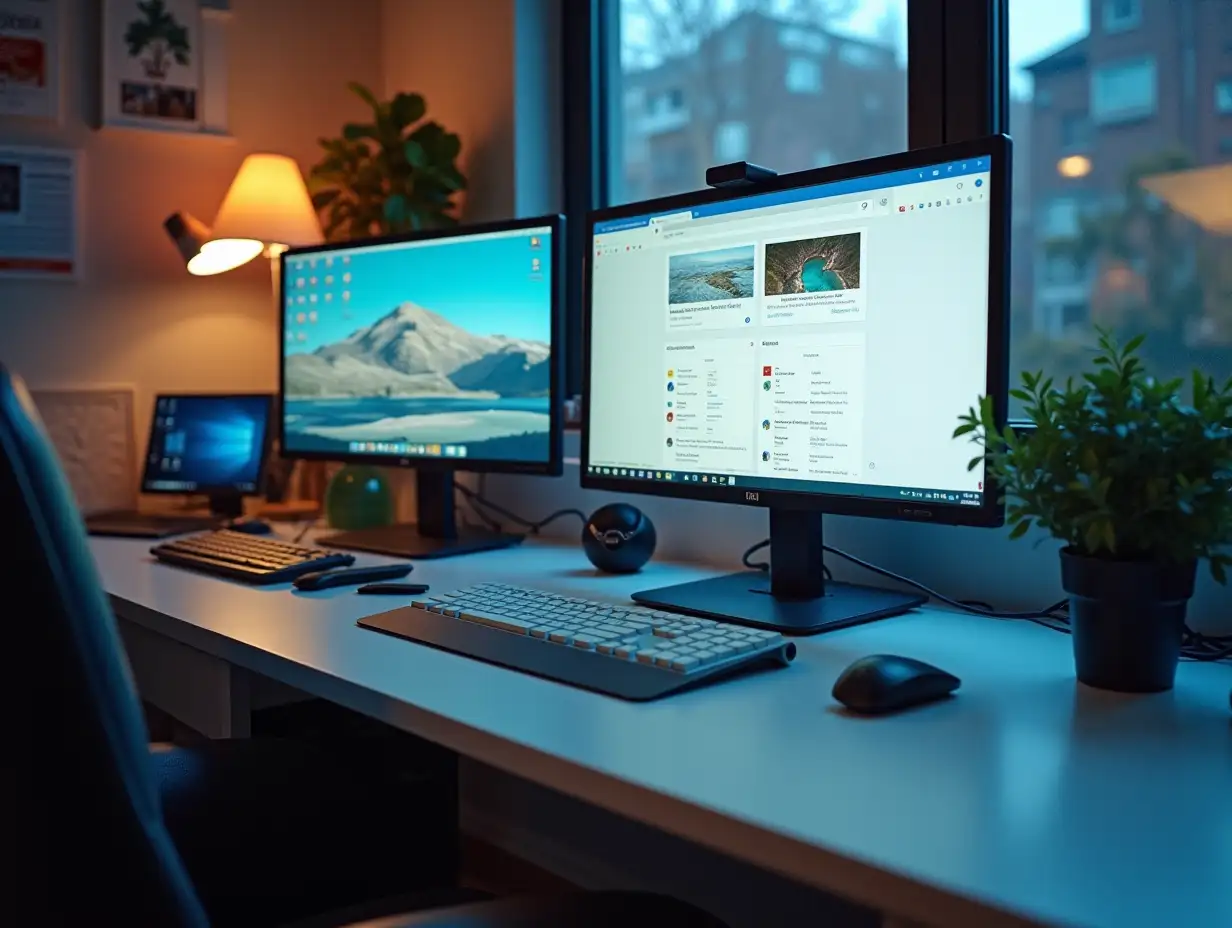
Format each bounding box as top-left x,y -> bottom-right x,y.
101,0 -> 203,133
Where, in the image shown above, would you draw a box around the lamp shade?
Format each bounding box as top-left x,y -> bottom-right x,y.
1139,164 -> 1232,236
208,153 -> 324,253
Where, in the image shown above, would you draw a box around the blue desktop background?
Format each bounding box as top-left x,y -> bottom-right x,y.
142,395 -> 270,492
281,229 -> 553,464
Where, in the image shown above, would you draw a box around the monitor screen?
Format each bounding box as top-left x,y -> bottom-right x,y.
280,225 -> 555,466
587,151 -> 997,510
141,394 -> 270,494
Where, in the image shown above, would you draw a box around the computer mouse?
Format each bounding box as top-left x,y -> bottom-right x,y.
227,517 -> 272,535
832,654 -> 961,715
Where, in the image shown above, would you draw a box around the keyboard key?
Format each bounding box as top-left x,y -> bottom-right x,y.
548,631 -> 573,644
670,657 -> 700,672
459,610 -> 534,635
635,650 -> 660,665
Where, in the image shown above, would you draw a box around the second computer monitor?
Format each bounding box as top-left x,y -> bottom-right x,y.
583,137 -> 1010,631
279,215 -> 563,558
142,393 -> 272,516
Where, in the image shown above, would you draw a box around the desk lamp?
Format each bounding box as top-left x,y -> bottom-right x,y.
1139,163 -> 1232,235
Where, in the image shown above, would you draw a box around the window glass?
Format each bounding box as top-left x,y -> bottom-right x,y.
1009,0 -> 1232,407
612,1 -> 908,204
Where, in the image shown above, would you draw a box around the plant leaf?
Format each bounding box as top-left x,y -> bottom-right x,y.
347,81 -> 379,110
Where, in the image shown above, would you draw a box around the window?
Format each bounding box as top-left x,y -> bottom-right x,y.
1043,198 -> 1080,239
778,26 -> 828,55
1009,0 -> 1232,415
838,42 -> 881,70
713,121 -> 748,162
785,57 -> 821,94
1059,111 -> 1090,149
720,31 -> 745,64
1217,79 -> 1232,115
1091,58 -> 1157,124
1101,0 -> 1141,33
607,2 -> 908,204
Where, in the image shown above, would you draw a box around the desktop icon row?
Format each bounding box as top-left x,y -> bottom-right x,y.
348,440 -> 469,458
588,466 -> 736,487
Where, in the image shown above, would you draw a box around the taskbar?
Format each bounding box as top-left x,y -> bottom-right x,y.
586,465 -> 983,508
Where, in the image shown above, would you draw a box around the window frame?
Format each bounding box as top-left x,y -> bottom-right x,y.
561,0 -> 1009,401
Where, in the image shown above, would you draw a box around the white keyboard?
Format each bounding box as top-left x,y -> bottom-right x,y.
358,582 -> 797,700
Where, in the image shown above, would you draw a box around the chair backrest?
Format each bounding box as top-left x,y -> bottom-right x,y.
2,366 -> 208,926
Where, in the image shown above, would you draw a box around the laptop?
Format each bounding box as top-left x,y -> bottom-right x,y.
86,393 -> 273,539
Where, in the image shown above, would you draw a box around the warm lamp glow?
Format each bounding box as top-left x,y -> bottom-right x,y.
186,238 -> 266,276
1140,163 -> 1232,235
208,153 -> 323,254
1057,155 -> 1092,179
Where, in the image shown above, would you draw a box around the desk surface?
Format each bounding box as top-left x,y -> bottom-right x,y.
93,534 -> 1232,928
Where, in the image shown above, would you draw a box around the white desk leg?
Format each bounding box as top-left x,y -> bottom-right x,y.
118,617 -> 251,738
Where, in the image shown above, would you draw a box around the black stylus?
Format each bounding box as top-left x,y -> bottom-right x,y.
293,563 -> 413,591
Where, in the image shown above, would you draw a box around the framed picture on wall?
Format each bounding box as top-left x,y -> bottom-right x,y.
101,0 -> 203,133
0,0 -> 63,122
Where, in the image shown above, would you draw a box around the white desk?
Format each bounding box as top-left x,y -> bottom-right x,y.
93,535 -> 1232,928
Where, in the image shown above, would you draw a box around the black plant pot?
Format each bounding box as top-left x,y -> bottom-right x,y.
1059,550 -> 1196,693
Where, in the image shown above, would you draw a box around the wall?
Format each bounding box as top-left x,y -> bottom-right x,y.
0,0 -> 384,448
381,0 -> 517,222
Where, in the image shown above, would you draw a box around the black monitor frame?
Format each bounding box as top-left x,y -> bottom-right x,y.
581,136 -> 1012,633
140,392 -> 274,518
277,214 -> 566,559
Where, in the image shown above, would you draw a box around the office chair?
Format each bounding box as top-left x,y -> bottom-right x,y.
1,364 -> 726,928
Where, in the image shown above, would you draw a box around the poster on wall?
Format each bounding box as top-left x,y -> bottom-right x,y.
0,144 -> 79,279
101,0 -> 202,132
0,0 -> 61,120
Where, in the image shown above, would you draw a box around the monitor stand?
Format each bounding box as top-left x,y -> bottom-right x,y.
317,471 -> 523,560
631,508 -> 926,635
208,492 -> 244,519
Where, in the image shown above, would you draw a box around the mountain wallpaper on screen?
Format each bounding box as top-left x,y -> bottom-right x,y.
285,303 -> 550,399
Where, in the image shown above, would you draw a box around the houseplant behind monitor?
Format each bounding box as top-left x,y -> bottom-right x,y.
956,329 -> 1232,693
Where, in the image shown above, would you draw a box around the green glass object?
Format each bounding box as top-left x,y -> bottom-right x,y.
324,465 -> 394,530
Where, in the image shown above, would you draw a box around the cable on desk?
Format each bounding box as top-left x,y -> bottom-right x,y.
741,538 -> 832,581
454,481 -> 586,536
746,536 -> 1228,661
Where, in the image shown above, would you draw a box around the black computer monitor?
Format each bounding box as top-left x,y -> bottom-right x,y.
278,215 -> 564,559
582,136 -> 1011,633
141,393 -> 273,518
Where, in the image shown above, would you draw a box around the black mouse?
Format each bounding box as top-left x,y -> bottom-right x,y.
226,517 -> 272,535
832,654 -> 961,715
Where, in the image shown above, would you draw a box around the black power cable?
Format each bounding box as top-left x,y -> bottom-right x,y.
740,538 -> 833,581
740,537 -> 1229,661
454,481 -> 586,537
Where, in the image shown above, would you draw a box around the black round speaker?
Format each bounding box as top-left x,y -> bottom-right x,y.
582,503 -> 656,574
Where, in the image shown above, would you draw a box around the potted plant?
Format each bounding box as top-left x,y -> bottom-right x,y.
955,329 -> 1232,693
308,82 -> 466,239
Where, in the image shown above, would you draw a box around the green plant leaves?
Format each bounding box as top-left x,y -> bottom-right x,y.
956,327 -> 1232,581
390,92 -> 426,129
309,84 -> 465,239
347,81 -> 380,110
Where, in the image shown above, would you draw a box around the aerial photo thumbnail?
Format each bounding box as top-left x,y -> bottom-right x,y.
764,233 -> 861,295
668,245 -> 756,304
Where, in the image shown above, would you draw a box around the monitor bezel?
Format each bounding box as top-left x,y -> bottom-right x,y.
278,214 -> 566,478
140,392 -> 274,497
581,135 -> 1010,528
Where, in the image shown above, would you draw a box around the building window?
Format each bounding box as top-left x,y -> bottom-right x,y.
1044,198 -> 1080,239
778,26 -> 828,54
1091,58 -> 1156,124
720,31 -> 745,64
838,42 -> 880,69
785,57 -> 822,94
1060,111 -> 1090,149
1217,79 -> 1232,115
1101,0 -> 1141,34
714,121 -> 749,162
607,1 -> 908,206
